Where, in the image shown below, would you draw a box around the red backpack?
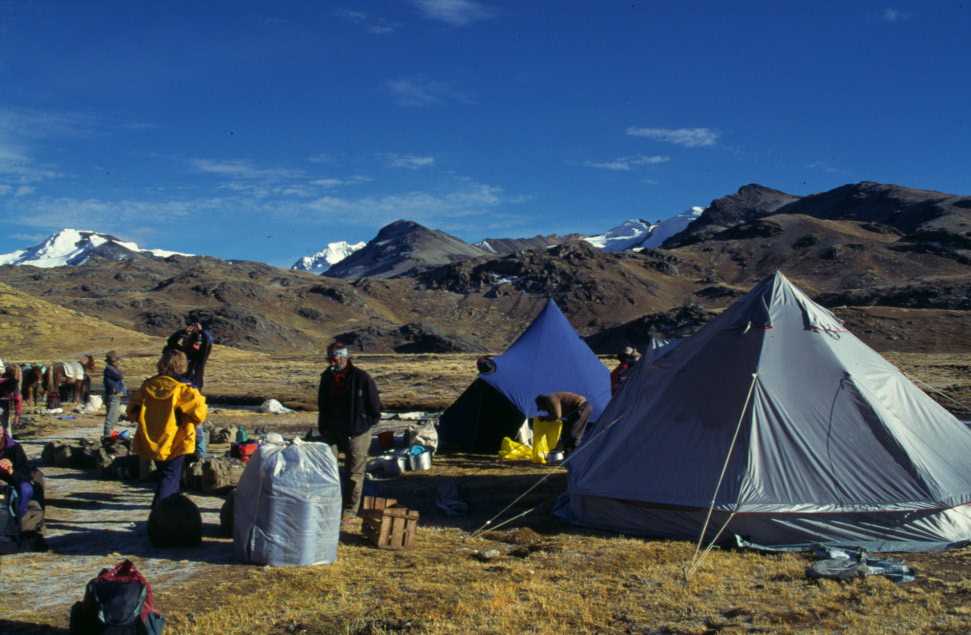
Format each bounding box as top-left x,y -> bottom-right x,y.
70,559 -> 165,634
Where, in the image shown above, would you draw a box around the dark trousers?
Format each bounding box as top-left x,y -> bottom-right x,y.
14,481 -> 34,518
324,429 -> 371,516
558,402 -> 593,452
152,455 -> 185,507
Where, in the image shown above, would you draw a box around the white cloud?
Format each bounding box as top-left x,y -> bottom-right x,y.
334,8 -> 399,34
311,175 -> 373,188
412,0 -> 493,26
384,153 -> 436,170
0,141 -> 61,185
582,155 -> 670,171
0,107 -> 158,193
386,76 -> 473,107
306,180 -> 506,226
190,158 -> 305,180
11,196 -> 222,231
807,160 -> 851,176
2,175 -> 526,244
625,127 -> 719,147
881,8 -> 912,22
335,8 -> 367,22
11,232 -> 46,242
0,107 -> 98,140
307,153 -> 335,164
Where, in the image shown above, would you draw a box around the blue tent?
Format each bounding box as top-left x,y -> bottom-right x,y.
439,299 -> 611,453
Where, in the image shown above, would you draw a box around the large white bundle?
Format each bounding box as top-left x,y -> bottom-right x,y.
233,440 -> 341,566
259,398 -> 294,414
80,394 -> 103,414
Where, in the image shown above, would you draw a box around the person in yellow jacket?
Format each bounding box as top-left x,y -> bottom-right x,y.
128,349 -> 208,506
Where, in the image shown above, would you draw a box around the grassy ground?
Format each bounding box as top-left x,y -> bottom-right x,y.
3,440 -> 970,634
3,327 -> 971,632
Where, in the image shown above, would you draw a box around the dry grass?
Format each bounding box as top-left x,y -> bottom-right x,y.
887,352 -> 971,418
0,282 -> 161,358
5,451 -> 971,634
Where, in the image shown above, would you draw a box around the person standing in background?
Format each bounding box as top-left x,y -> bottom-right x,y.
102,351 -> 126,438
316,342 -> 381,525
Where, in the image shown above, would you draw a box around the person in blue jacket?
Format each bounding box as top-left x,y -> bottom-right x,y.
102,351 -> 126,437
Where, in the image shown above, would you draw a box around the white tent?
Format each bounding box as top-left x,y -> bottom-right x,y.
564,272 -> 971,551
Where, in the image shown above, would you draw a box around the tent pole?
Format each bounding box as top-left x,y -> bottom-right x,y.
468,415 -> 624,539
904,373 -> 971,414
685,373 -> 758,580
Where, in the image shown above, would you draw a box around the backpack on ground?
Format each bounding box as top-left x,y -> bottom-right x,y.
69,559 -> 165,634
148,493 -> 202,547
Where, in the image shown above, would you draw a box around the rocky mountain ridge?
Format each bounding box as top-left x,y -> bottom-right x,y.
1,181 -> 968,355
324,220 -> 489,279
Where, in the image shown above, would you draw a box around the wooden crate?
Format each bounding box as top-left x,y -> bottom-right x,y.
361,506 -> 420,550
361,496 -> 398,512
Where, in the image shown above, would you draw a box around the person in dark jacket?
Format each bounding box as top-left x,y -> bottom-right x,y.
317,342 -> 381,521
0,422 -> 44,531
165,321 -> 213,389
0,365 -> 23,430
102,351 -> 126,437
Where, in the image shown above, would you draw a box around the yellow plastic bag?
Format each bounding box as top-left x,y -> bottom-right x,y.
531,418 -> 563,465
498,437 -> 534,462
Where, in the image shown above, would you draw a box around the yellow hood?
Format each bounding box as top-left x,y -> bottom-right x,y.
129,374 -> 208,462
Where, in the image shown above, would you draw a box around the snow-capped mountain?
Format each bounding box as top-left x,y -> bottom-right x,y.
636,206 -> 704,249
584,207 -> 704,252
291,240 -> 366,274
584,219 -> 655,252
0,229 -> 189,268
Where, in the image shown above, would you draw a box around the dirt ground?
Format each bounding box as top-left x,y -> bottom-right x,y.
1,354 -> 971,633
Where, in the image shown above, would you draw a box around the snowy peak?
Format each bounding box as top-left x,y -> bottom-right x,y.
584,219 -> 656,252
584,208 -> 703,252
0,229 -> 189,268
291,240 -> 366,274
636,206 -> 704,249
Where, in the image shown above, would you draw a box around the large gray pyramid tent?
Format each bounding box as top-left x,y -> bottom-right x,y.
564,272 -> 971,551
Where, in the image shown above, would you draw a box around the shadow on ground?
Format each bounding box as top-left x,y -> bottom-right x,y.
0,620 -> 70,634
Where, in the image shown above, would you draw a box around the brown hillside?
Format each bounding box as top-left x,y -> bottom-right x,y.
0,281 -> 161,359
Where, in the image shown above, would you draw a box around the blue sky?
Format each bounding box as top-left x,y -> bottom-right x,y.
0,1 -> 968,266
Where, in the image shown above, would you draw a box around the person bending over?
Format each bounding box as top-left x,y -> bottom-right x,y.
534,392 -> 593,454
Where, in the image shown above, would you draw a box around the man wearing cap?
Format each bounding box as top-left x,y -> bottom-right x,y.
102,351 -> 126,438
317,342 -> 382,523
610,346 -> 642,397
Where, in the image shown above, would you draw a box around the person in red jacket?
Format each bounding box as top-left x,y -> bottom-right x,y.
610,346 -> 641,396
